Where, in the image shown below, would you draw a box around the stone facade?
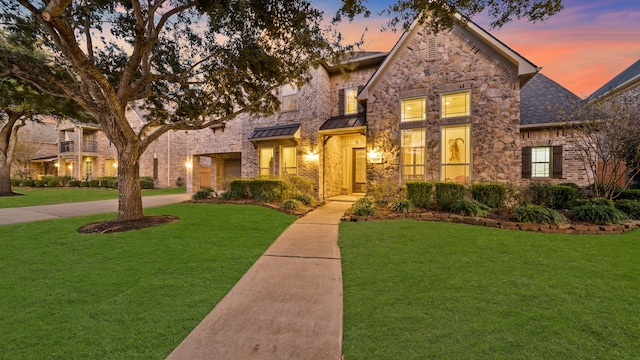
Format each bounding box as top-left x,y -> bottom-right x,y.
365,24 -> 523,187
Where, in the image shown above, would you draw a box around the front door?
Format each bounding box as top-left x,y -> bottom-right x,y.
352,148 -> 366,193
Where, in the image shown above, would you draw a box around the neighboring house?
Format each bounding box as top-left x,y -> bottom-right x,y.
54,105 -> 189,187
11,118 -> 58,179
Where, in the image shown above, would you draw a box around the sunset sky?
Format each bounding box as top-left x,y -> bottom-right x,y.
320,0 -> 640,99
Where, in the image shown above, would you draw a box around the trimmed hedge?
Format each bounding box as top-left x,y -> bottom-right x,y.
10,179 -> 20,186
140,179 -> 154,189
227,179 -> 287,201
406,181 -> 433,209
22,179 -> 35,187
435,182 -> 466,211
618,189 -> 640,201
551,185 -> 579,209
68,180 -> 81,187
614,200 -> 640,220
471,183 -> 506,209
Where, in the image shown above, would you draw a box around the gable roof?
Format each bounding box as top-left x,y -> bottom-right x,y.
520,73 -> 581,127
587,58 -> 640,101
358,15 -> 539,100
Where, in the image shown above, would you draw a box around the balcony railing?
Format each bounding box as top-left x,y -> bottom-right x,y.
59,141 -> 98,153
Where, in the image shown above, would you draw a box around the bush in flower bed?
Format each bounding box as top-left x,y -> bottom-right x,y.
471,183 -> 506,209
387,198 -> 413,214
406,181 -> 433,209
68,180 -> 81,187
435,182 -> 466,211
282,199 -> 303,212
450,199 -> 491,217
350,196 -> 377,217
572,204 -> 628,225
513,204 -> 567,226
614,200 -> 640,220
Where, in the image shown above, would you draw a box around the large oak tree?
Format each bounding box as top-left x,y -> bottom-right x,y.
0,0 -> 563,221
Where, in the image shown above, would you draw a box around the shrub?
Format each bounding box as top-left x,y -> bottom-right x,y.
572,198 -> 614,208
618,189 -> 640,201
351,196 -> 377,217
11,179 -> 20,186
247,179 -> 286,200
406,181 -> 433,209
369,179 -> 404,205
293,193 -> 313,206
471,183 -> 505,209
450,199 -> 491,217
513,204 -> 567,226
80,181 -> 89,187
88,179 -> 100,187
551,185 -> 579,209
192,188 -> 214,202
387,198 -> 413,213
282,199 -> 303,212
99,177 -> 116,188
110,180 -> 118,189
58,176 -> 72,187
558,182 -> 580,190
228,179 -> 251,199
614,200 -> 640,220
47,179 -> 60,188
41,175 -> 56,184
284,176 -> 314,196
528,181 -> 554,207
176,177 -> 184,186
435,182 -> 466,211
22,179 -> 35,187
572,204 -> 627,225
255,190 -> 281,203
140,179 -> 154,189
219,189 -> 242,201
68,180 -> 81,187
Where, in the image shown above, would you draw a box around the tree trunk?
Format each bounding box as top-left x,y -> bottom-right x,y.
0,156 -> 14,195
117,149 -> 144,221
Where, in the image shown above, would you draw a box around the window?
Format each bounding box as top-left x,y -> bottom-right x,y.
281,146 -> 297,176
522,146 -> 563,179
401,98 -> 426,122
281,84 -> 298,112
531,147 -> 550,177
401,129 -> 425,181
259,147 -> 274,177
345,87 -> 358,115
441,125 -> 470,183
85,160 -> 93,180
441,90 -> 470,118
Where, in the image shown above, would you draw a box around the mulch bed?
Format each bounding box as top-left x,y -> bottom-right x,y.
77,215 -> 180,234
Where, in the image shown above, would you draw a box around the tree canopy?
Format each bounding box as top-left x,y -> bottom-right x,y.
0,0 -> 564,220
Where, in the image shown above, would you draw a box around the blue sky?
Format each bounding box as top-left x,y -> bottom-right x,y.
318,0 -> 640,98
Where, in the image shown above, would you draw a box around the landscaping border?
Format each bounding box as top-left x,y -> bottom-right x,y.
343,211 -> 639,235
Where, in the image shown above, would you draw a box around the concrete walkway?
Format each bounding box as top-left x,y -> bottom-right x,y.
166,201 -> 353,360
0,193 -> 192,225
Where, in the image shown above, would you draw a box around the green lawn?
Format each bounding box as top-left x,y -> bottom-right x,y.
0,203 -> 295,359
340,220 -> 640,359
0,187 -> 186,208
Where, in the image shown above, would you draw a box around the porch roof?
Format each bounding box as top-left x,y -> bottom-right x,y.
319,114 -> 366,134
249,123 -> 301,145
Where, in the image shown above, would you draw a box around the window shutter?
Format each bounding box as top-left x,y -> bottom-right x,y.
552,145 -> 563,178
522,147 -> 532,179
338,89 -> 345,116
357,85 -> 364,114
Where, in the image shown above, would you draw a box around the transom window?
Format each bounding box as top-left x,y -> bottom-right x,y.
281,84 -> 298,112
531,147 -> 551,178
401,98 -> 426,122
441,90 -> 471,118
401,128 -> 425,181
345,87 -> 358,115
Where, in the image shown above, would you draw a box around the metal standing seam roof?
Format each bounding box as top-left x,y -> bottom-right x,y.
319,114 -> 366,131
520,73 -> 581,126
248,123 -> 301,141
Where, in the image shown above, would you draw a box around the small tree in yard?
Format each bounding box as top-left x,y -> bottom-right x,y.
561,91 -> 640,199
1,0 -> 563,222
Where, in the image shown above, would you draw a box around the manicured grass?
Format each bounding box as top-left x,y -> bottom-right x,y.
0,203 -> 295,359
340,220 -> 640,359
0,187 -> 186,208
